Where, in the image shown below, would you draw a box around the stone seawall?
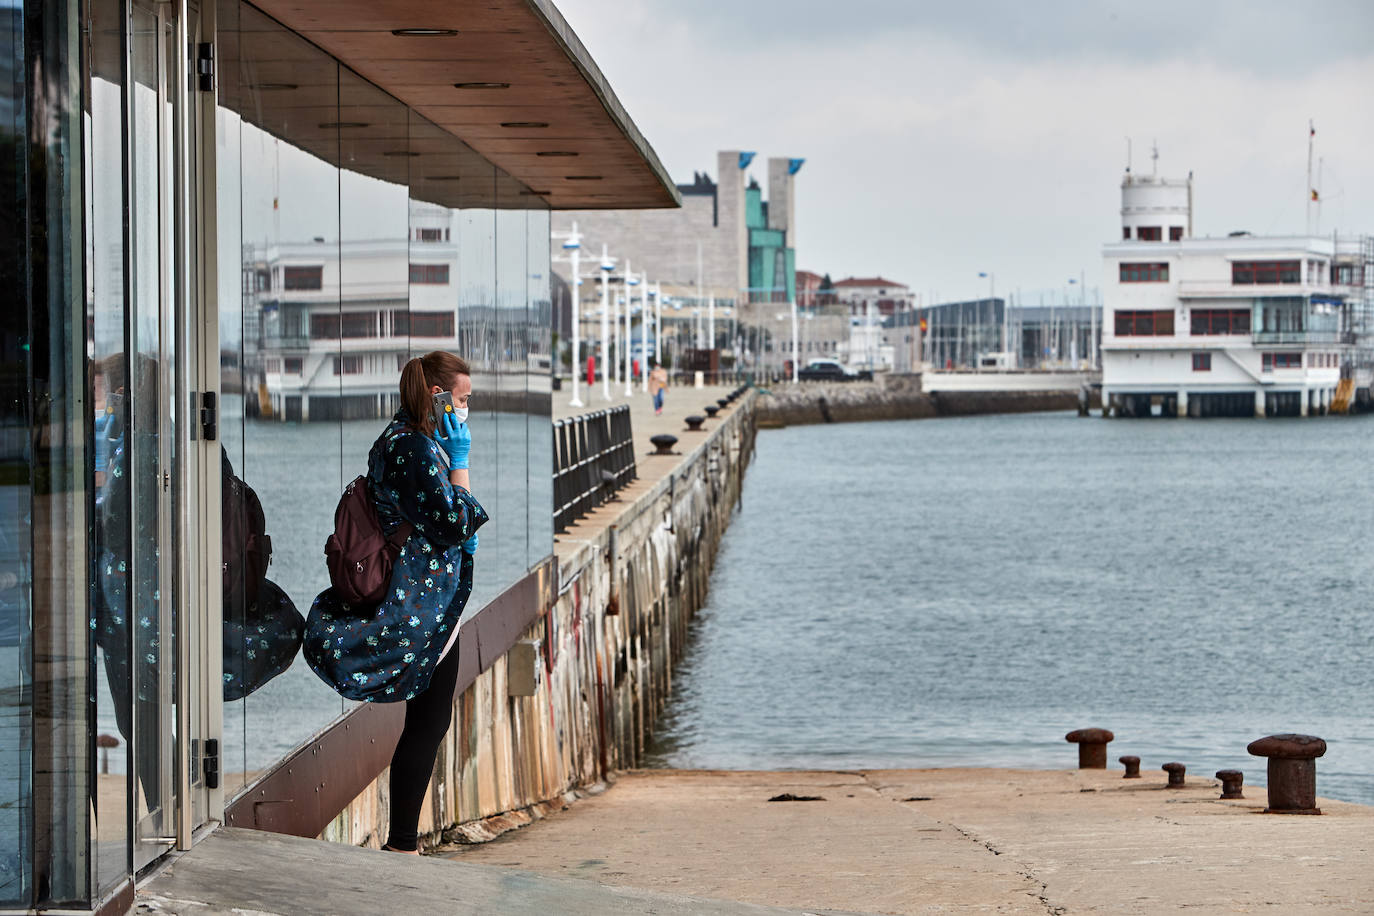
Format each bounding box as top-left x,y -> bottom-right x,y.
321,394 -> 757,850
756,375 -> 1077,426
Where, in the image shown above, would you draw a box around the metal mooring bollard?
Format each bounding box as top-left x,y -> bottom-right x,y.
1064,728 -> 1114,768
649,434 -> 678,455
717,398 -> 730,409
1118,755 -> 1141,779
1247,734 -> 1326,815
1162,762 -> 1186,788
684,415 -> 705,431
704,405 -> 719,417
1215,769 -> 1244,799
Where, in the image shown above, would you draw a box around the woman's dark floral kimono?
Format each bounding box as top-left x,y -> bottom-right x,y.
304,411 -> 488,702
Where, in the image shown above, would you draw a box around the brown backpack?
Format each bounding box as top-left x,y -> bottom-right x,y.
324,476 -> 414,607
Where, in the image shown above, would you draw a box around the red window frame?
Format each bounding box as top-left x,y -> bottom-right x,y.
1169,226 -> 1183,241
1192,352 -> 1211,371
1231,260 -> 1300,285
1114,309 -> 1175,336
1119,262 -> 1169,283
1265,351 -> 1301,369
1190,309 -> 1251,335
283,265 -> 323,290
1137,226 -> 1162,241
409,264 -> 451,285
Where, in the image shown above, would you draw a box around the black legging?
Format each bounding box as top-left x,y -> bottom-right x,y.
385,645 -> 462,851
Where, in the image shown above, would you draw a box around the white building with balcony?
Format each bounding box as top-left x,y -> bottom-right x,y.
1101,170 -> 1372,417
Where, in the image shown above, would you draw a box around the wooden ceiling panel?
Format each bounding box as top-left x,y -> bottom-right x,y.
238,0 -> 679,210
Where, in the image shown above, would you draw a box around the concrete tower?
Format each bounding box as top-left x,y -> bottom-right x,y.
1120,170 -> 1192,242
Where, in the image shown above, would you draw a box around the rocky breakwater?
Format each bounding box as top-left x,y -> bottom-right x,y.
756,373 -> 1077,427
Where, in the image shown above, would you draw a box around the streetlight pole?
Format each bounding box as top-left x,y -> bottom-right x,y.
790,300 -> 799,383
555,222 -> 584,407
641,271 -> 650,392
599,244 -> 614,400
624,269 -> 636,397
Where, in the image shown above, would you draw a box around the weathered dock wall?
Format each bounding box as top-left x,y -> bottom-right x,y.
320,395 -> 757,850
755,375 -> 1077,427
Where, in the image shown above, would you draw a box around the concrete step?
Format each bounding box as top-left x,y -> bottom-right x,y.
136,827 -> 872,916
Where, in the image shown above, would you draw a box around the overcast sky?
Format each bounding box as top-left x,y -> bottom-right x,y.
556,0 -> 1374,304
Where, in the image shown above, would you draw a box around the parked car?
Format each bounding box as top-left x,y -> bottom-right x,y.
797,359 -> 872,382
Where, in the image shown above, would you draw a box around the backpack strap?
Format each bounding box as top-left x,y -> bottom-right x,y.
385,519 -> 414,551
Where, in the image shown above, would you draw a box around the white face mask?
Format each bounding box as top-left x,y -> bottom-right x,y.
451,406 -> 468,424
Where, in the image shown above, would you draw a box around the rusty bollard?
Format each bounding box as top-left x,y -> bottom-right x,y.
1215,769 -> 1244,799
704,405 -> 719,417
1162,762 -> 1186,788
1119,755 -> 1141,779
649,434 -> 678,455
1247,734 -> 1326,815
1065,728 -> 1114,768
684,415 -> 705,431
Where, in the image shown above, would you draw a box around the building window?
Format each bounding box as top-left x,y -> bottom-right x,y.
341,311 -> 377,338
409,263 -> 450,285
1262,352 -> 1271,372
1119,262 -> 1169,283
1264,351 -> 1301,369
1232,260 -> 1300,285
415,228 -> 443,242
1114,309 -> 1175,336
1169,226 -> 1183,241
1137,226 -> 1162,241
1122,226 -> 1131,240
333,354 -> 364,375
283,265 -> 324,290
1192,352 -> 1211,371
284,356 -> 303,374
310,313 -> 340,339
410,312 -> 455,337
1332,263 -> 1364,286
1190,308 -> 1251,335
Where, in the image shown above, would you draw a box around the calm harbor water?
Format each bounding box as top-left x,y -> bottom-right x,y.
644,411 -> 1374,805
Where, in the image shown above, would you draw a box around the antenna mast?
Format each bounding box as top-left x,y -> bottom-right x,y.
1306,120 -> 1315,235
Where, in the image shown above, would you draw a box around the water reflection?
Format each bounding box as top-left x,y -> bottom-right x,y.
214,0 -> 552,796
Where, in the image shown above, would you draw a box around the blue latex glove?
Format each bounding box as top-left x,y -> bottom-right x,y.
434,409 -> 471,469
461,534 -> 479,555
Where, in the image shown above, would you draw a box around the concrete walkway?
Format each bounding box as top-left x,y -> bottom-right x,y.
443,768 -> 1374,914
136,826 -> 869,915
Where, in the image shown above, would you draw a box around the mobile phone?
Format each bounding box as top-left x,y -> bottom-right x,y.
431,390 -> 455,425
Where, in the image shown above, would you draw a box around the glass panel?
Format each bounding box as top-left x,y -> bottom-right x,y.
0,0 -> 31,904
220,0 -> 344,791
458,182 -> 498,614
13,0 -> 91,903
526,207 -> 554,569
127,1 -> 174,868
87,0 -> 130,891
494,204 -> 529,591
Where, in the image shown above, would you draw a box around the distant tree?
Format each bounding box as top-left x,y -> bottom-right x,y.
819,273 -> 834,290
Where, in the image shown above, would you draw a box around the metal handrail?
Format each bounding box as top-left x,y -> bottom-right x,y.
552,404 -> 637,532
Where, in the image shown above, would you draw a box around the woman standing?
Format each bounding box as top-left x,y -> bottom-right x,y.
304,350 -> 487,854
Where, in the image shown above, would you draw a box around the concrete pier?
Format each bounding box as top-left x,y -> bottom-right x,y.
445,768 -> 1374,914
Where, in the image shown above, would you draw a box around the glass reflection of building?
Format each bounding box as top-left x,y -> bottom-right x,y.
1,0 -> 673,910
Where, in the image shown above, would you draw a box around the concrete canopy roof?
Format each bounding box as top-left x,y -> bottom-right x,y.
234,0 -> 680,211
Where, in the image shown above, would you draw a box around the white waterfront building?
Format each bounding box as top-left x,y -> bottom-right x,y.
1101,171 -> 1373,417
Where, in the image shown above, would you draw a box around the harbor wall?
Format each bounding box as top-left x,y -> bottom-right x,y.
755,375 -> 1077,426
320,396 -> 757,850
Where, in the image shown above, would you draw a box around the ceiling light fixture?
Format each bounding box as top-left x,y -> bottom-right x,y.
318,121 -> 369,129
391,28 -> 457,36
453,81 -> 510,90
501,121 -> 549,129
565,175 -> 604,181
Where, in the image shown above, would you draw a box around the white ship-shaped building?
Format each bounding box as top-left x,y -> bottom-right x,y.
1101,168 -> 1373,417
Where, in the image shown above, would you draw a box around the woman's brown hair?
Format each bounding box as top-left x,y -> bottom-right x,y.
400,351 -> 470,436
